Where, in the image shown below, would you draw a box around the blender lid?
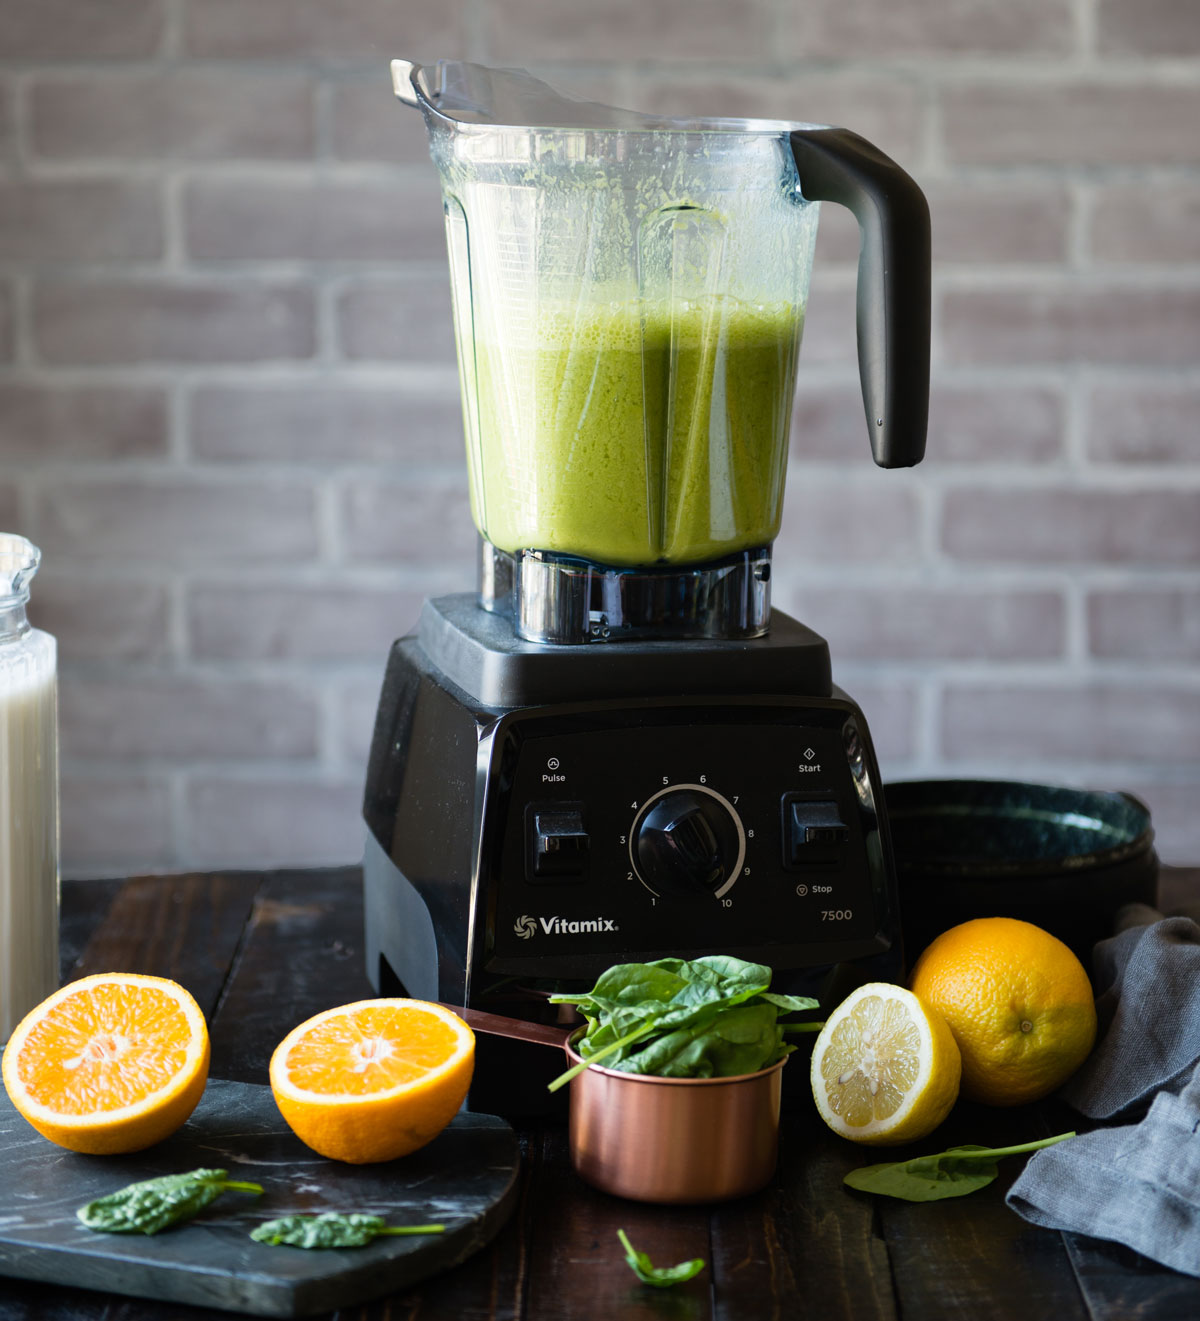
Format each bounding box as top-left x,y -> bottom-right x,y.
391,58 -> 819,135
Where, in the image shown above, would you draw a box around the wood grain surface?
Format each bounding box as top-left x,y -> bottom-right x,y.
4,866 -> 1200,1321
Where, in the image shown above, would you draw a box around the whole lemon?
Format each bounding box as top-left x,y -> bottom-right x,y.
909,917 -> 1097,1107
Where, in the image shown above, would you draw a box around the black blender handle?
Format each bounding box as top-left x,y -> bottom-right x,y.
790,127 -> 930,468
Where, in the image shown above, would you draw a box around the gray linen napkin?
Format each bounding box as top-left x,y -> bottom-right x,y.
1059,914 -> 1200,1119
1006,911 -> 1200,1275
1007,1075 -> 1200,1277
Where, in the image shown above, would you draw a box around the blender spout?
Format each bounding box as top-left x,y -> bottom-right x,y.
390,59 -> 420,106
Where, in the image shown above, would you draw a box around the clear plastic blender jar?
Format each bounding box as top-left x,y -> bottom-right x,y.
395,61 -> 929,642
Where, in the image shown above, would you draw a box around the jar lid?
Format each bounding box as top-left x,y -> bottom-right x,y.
0,534 -> 41,603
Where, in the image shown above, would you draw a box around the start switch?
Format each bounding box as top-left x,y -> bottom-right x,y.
782,796 -> 850,868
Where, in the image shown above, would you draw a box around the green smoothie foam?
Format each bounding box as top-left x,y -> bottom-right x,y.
464,294 -> 803,567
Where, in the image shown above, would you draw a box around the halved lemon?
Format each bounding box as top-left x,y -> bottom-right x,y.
810,982 -> 961,1146
269,999 -> 475,1164
2,973 -> 210,1155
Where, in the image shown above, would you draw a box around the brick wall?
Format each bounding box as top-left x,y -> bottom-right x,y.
1,0 -> 1197,875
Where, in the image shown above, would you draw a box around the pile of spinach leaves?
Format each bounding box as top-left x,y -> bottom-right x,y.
547,955 -> 819,1090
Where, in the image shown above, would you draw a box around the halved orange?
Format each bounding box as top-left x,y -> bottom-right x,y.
1,973 -> 210,1155
269,999 -> 475,1164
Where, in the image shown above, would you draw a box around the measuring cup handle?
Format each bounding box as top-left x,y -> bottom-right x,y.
438,1002 -> 574,1050
790,127 -> 930,469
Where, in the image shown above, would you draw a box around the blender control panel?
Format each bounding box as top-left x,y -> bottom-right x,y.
481,702 -> 894,975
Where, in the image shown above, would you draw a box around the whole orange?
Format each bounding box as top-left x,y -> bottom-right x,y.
908,917 -> 1097,1106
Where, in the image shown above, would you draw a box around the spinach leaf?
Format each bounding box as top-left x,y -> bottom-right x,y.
575,1009 -> 662,1061
617,1229 -> 705,1288
760,991 -> 821,1014
671,955 -> 774,1002
78,1169 -> 264,1235
844,1132 -> 1076,1202
546,1019 -> 660,1093
560,961 -> 695,1014
690,953 -> 771,982
614,1001 -> 791,1079
554,956 -> 772,1029
251,1213 -> 445,1249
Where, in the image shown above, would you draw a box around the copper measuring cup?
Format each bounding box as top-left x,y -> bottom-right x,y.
443,1004 -> 785,1204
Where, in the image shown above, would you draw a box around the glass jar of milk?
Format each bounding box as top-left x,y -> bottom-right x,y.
0,534 -> 58,1042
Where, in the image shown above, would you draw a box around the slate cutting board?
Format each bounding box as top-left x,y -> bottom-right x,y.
0,1078 -> 520,1317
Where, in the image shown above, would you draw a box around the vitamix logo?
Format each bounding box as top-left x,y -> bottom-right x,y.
512,914 -> 619,939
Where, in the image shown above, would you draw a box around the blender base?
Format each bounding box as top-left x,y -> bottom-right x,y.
362,594 -> 903,1116
481,544 -> 773,645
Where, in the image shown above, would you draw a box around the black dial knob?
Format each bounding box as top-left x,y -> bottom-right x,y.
633,788 -> 743,898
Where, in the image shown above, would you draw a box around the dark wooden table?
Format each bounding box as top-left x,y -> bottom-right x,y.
4,865 -> 1200,1320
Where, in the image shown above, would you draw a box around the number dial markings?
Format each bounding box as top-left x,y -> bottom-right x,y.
627,782 -> 746,901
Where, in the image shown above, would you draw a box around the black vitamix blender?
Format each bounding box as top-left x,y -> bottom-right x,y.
363,60 -> 930,1114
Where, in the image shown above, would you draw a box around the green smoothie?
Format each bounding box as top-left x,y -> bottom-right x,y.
463,294 -> 803,567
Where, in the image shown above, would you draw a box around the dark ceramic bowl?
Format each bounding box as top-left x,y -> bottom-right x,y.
885,779 -> 1158,967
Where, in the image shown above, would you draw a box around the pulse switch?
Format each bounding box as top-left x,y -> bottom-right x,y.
526,802 -> 589,882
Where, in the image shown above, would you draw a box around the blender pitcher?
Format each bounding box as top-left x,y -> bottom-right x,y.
394,60 -> 929,643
